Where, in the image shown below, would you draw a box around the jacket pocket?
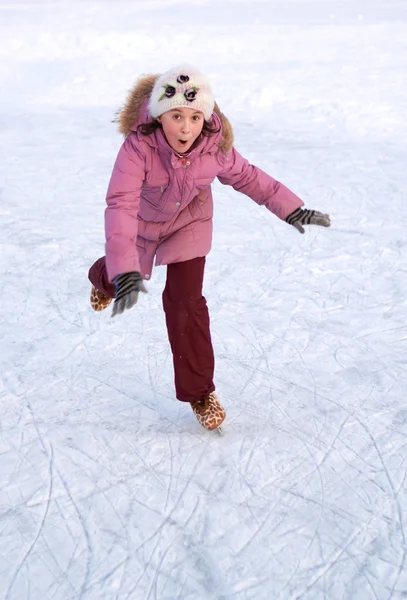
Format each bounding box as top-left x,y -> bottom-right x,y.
141,181 -> 169,208
188,190 -> 213,220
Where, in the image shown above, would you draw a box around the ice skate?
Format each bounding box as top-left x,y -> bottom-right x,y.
191,392 -> 226,432
90,285 -> 113,312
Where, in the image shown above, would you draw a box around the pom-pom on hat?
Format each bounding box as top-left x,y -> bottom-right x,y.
148,64 -> 215,121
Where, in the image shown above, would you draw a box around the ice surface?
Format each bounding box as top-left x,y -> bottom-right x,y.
1,1 -> 406,598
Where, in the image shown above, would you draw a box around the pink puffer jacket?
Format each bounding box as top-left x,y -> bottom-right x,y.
105,75 -> 304,282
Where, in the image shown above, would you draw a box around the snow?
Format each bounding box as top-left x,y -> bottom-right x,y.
1,0 -> 407,598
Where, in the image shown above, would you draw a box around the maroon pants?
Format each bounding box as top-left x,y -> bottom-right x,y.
88,256 -> 215,403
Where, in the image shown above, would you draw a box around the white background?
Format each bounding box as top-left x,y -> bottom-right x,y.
1,1 -> 406,598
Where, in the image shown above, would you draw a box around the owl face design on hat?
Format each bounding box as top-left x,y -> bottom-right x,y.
149,65 -> 215,121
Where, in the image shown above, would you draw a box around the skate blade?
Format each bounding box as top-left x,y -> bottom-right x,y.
216,426 -> 224,435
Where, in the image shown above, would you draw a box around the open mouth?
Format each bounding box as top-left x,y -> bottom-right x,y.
179,139 -> 189,146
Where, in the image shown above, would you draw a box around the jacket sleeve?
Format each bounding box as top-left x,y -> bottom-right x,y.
216,147 -> 304,221
104,135 -> 145,282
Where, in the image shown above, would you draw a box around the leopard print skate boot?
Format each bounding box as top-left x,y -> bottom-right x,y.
191,392 -> 226,432
90,285 -> 113,312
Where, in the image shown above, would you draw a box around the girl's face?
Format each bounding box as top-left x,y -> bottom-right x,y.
158,107 -> 204,153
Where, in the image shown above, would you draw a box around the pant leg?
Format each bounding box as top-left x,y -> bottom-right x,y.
88,257 -> 115,298
162,257 -> 215,403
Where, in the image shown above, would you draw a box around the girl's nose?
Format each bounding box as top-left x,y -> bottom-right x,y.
181,120 -> 190,133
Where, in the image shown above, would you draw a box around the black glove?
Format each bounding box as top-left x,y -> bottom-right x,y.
286,207 -> 331,234
111,272 -> 148,317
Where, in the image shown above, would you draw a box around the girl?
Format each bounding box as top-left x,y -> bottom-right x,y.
88,64 -> 330,433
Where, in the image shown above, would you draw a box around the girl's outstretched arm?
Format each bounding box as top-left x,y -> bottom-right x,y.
217,147 -> 330,231
105,135 -> 146,282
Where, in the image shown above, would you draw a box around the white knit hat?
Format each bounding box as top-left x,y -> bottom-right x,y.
148,64 -> 215,121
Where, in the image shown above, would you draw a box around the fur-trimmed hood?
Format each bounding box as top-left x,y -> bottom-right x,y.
115,74 -> 234,153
